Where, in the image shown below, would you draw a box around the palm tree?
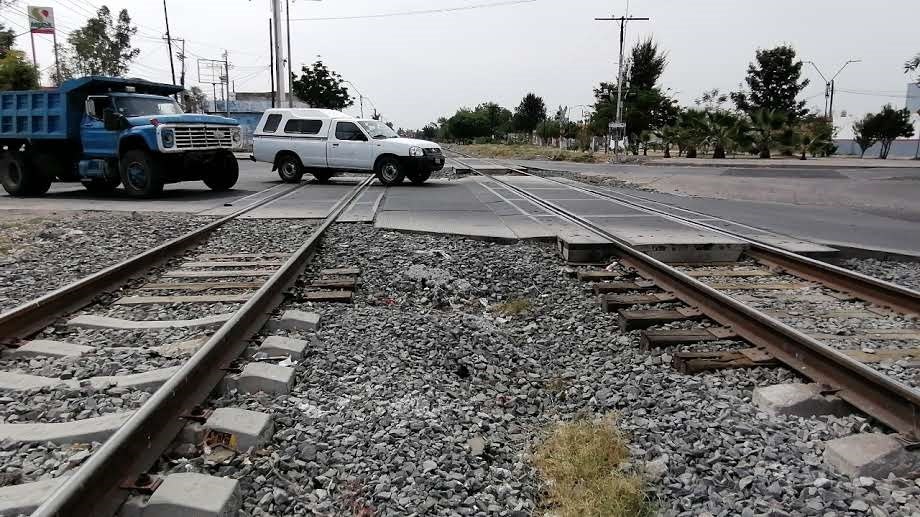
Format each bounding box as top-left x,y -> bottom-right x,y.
702,111 -> 740,159
748,109 -> 788,159
676,110 -> 706,158
654,125 -> 677,158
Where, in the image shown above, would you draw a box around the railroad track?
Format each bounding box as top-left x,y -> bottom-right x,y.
445,148 -> 920,440
0,177 -> 374,516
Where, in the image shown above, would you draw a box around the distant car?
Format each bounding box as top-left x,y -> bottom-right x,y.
251,108 -> 444,186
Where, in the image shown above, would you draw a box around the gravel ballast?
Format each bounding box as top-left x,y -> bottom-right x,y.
842,258 -> 920,291
0,211 -> 206,312
155,224 -> 919,516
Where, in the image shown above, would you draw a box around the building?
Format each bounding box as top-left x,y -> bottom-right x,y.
205,92 -> 310,150
834,82 -> 920,159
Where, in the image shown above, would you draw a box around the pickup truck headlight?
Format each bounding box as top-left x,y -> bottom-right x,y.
231,127 -> 241,145
409,146 -> 423,157
161,128 -> 175,149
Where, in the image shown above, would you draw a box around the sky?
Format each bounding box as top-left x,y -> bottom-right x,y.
4,0 -> 919,138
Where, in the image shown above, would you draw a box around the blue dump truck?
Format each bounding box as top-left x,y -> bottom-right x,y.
0,76 -> 241,198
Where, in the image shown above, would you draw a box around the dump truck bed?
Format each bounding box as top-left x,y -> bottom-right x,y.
0,90 -> 68,140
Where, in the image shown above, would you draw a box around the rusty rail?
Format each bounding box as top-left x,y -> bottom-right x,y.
0,183 -> 305,339
33,176 -> 375,516
447,151 -> 920,437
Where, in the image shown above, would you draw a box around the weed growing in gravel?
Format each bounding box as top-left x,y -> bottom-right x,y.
535,418 -> 653,517
494,298 -> 532,316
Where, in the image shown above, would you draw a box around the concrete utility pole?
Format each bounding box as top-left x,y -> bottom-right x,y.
269,18 -> 275,108
162,0 -> 176,85
286,0 -> 294,107
805,59 -> 860,124
223,50 -> 231,117
271,0 -> 285,107
595,14 -> 649,155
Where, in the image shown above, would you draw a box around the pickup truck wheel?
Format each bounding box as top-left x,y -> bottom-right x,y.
203,151 -> 239,191
277,154 -> 304,183
375,157 -> 405,186
1,151 -> 51,197
120,149 -> 164,198
407,170 -> 431,185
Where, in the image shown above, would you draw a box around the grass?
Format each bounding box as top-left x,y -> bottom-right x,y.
534,418 -> 654,517
493,298 -> 532,316
455,143 -> 603,163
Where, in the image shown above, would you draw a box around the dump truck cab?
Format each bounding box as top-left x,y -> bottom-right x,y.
0,76 -> 242,198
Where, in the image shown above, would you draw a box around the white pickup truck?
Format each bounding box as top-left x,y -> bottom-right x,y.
251,108 -> 444,186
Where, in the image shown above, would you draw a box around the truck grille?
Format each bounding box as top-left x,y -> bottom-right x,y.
172,126 -> 234,150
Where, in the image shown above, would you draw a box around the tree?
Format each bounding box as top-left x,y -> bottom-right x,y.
703,110 -> 744,159
674,109 -> 706,158
0,24 -> 39,91
731,45 -> 810,120
446,108 -> 490,141
56,6 -> 140,81
852,114 -> 878,158
793,115 -> 834,160
420,123 -> 439,141
476,102 -> 512,137
181,86 -> 207,113
906,52 -> 920,84
748,109 -> 789,159
872,104 -> 915,159
512,93 -> 546,132
291,59 -> 353,110
628,38 -> 667,91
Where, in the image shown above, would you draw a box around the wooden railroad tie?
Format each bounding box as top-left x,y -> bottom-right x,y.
577,270 -> 623,282
593,280 -> 656,295
618,308 -> 705,331
320,268 -> 361,277
671,346 -> 920,374
601,293 -> 678,312
640,327 -> 738,351
298,290 -> 354,303
682,268 -> 775,278
140,281 -> 265,292
114,294 -> 254,305
300,267 -> 362,303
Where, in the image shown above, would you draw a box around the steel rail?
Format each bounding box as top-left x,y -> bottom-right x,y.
448,152 -> 920,438
0,182 -> 305,340
33,176 -> 375,516
445,148 -> 920,316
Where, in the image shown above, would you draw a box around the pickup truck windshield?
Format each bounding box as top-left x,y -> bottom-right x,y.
113,97 -> 184,117
358,120 -> 398,139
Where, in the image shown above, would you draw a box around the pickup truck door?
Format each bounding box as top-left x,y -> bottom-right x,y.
80,96 -> 119,158
326,121 -> 372,170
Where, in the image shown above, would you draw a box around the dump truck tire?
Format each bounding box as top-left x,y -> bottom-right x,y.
1,150 -> 51,197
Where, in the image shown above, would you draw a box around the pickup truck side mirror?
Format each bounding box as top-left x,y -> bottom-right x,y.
102,108 -> 128,131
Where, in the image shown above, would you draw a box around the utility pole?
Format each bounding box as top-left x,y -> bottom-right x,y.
271,0 -> 285,108
286,0 -> 294,107
176,39 -> 186,88
223,50 -> 231,117
595,14 -> 649,157
805,59 -> 860,125
269,18 -> 275,108
162,0 -> 176,85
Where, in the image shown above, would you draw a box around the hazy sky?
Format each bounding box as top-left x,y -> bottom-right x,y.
7,0 -> 920,136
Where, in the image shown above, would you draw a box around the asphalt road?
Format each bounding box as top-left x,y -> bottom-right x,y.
0,161 -> 284,214
514,159 -> 920,256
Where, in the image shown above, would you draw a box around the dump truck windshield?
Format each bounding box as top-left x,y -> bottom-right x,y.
113,96 -> 183,117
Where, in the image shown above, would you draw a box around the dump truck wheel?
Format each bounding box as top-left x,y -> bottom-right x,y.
120,149 -> 164,198
1,150 -> 51,197
203,151 -> 239,191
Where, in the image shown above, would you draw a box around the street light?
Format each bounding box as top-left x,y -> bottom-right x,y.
805,59 -> 860,121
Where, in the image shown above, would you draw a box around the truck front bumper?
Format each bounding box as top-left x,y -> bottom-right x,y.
404,155 -> 445,173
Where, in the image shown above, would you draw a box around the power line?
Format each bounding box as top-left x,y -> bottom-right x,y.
290,0 -> 537,21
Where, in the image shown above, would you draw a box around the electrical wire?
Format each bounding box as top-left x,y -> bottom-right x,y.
290,0 -> 537,21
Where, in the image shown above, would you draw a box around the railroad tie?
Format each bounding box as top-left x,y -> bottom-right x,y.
600,293 -> 678,312
617,308 -> 705,331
